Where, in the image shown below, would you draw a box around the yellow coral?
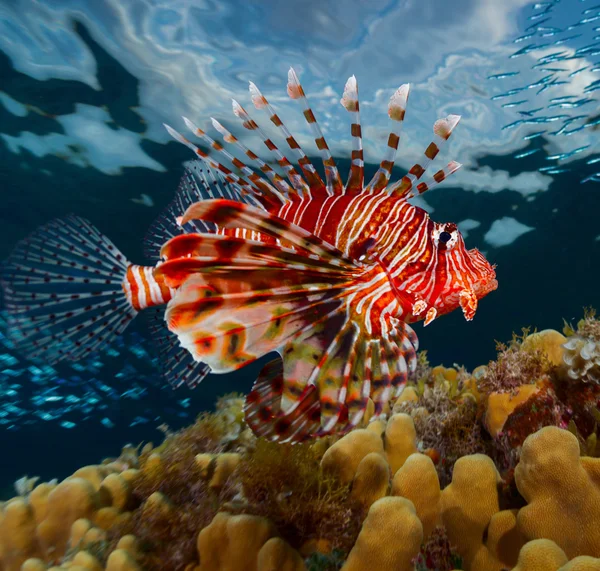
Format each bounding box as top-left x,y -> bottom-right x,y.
256,537 -> 306,571
396,385 -> 419,403
341,497 -> 422,571
69,550 -> 104,571
439,454 -> 525,570
515,426 -> 600,558
512,539 -> 569,571
350,452 -> 390,510
560,557 -> 600,570
484,384 -> 540,437
320,428 -> 384,484
391,453 -> 440,538
470,509 -> 525,571
194,452 -> 241,489
36,478 -> 104,560
99,474 -> 132,511
432,365 -> 458,383
197,512 -> 276,571
383,413 -> 418,475
509,539 -> 600,570
20,560 -> 47,571
522,329 -> 567,367
105,549 -> 141,571
0,498 -> 43,570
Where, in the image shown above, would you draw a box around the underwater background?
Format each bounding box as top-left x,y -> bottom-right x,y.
0,0 -> 599,497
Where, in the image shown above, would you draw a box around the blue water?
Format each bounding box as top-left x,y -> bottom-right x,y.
0,0 -> 599,493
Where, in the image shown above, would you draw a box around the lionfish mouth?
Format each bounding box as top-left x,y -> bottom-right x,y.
477,277 -> 499,297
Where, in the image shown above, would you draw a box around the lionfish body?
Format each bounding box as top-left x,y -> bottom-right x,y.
1,69 -> 497,442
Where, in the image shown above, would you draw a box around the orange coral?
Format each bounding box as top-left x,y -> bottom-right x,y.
515,426 -> 600,558
341,497 -> 423,571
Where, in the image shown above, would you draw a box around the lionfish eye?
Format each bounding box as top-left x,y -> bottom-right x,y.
439,231 -> 452,244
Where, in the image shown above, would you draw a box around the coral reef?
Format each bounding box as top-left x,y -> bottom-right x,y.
3,313 -> 600,570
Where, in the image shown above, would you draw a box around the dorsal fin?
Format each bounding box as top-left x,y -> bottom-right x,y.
163,124 -> 268,210
388,114 -> 462,198
340,75 -> 364,193
210,117 -> 293,198
287,68 -> 343,195
182,117 -> 285,207
365,84 -> 410,193
245,82 -> 326,195
143,164 -> 241,261
231,98 -> 310,197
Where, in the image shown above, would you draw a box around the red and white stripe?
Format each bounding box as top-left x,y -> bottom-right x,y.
123,265 -> 175,311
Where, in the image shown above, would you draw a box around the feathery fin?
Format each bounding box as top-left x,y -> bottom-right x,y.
144,165 -> 226,260
1,216 -> 137,364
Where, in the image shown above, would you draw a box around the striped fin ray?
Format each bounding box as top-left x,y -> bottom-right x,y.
408,160 -> 463,198
278,313 -> 361,438
159,233 -> 354,279
146,306 -> 210,389
367,339 -> 390,417
1,215 -> 137,364
339,75 -> 364,193
163,123 -> 265,209
244,358 -> 322,443
365,84 -> 410,193
248,81 -> 326,193
388,114 -> 462,198
369,334 -> 413,415
179,199 -> 358,267
341,336 -> 369,428
143,165 -> 223,260
287,68 -> 343,195
232,98 -> 311,196
210,117 -> 293,198
182,117 -> 286,207
340,320 -> 418,426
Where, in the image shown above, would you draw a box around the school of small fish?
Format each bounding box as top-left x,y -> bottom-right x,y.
0,312 -> 192,430
490,0 -> 600,182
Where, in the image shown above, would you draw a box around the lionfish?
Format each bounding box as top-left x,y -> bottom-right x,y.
1,69 -> 497,443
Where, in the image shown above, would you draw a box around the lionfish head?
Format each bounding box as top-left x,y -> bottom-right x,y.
428,220 -> 497,321
411,220 -> 497,324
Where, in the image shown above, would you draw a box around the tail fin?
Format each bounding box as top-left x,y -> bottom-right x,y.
1,215 -> 137,364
